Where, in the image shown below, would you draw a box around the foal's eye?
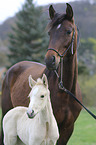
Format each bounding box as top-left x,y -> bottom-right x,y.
41,95 -> 44,98
66,30 -> 72,35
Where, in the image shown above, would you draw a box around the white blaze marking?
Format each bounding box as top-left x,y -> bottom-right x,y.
57,24 -> 61,29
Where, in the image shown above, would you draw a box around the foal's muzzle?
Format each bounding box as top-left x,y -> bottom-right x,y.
27,110 -> 36,119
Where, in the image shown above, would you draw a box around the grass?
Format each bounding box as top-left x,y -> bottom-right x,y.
68,108 -> 96,145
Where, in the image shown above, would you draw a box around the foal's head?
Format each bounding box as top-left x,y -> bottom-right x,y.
27,74 -> 50,119
45,3 -> 78,70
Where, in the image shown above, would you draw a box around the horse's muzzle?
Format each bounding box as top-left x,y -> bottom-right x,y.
45,56 -> 55,70
27,110 -> 36,119
45,55 -> 59,70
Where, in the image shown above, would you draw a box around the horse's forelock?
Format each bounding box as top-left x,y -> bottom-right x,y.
36,78 -> 43,86
46,13 -> 66,31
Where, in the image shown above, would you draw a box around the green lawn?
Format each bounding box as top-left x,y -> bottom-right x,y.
68,108 -> 96,145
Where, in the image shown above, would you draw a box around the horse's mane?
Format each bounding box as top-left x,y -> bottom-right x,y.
36,78 -> 44,86
46,13 -> 66,31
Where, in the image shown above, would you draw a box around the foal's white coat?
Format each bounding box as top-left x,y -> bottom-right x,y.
3,74 -> 59,145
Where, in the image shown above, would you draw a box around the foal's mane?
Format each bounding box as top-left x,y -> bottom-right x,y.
36,78 -> 45,86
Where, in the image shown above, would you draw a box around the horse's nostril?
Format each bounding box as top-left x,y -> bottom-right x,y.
27,110 -> 35,119
45,55 -> 56,70
52,56 -> 55,64
31,110 -> 34,114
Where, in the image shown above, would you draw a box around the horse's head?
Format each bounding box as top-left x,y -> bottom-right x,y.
27,74 -> 50,119
45,3 -> 78,70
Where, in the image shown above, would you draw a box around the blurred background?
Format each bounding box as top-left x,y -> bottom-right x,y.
0,0 -> 96,106
0,0 -> 96,144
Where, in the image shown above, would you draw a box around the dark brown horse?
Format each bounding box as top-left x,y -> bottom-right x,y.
1,3 -> 82,145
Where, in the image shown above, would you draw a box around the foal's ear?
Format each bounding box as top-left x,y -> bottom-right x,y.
66,3 -> 73,20
42,74 -> 48,88
49,5 -> 56,19
28,75 -> 36,88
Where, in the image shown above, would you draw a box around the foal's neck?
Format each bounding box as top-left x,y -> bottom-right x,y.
39,96 -> 53,125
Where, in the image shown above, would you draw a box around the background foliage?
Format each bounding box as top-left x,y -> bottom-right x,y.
8,0 -> 48,66
78,75 -> 96,106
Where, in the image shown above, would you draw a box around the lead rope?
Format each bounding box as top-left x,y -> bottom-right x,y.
54,59 -> 96,120
59,57 -> 64,90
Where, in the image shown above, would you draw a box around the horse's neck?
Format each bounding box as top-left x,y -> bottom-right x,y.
39,96 -> 53,125
62,53 -> 78,90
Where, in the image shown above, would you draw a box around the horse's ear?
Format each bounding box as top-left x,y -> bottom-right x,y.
49,5 -> 56,19
42,74 -> 48,88
66,3 -> 73,20
28,75 -> 36,88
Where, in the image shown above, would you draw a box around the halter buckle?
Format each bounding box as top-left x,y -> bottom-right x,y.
58,81 -> 64,90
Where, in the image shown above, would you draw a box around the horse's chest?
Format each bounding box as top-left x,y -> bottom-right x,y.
50,91 -> 74,125
30,122 -> 58,145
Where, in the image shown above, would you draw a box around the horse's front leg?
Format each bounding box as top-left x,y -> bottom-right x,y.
57,124 -> 74,145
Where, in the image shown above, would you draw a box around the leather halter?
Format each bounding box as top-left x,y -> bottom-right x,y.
47,28 -> 96,120
47,28 -> 75,89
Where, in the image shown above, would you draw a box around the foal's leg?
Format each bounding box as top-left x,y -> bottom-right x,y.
4,135 -> 17,145
49,140 -> 56,145
40,141 -> 45,145
29,139 -> 45,145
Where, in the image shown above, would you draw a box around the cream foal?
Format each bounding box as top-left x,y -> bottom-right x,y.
3,74 -> 59,145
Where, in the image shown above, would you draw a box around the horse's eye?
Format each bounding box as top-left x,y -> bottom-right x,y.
41,95 -> 44,98
66,30 -> 72,35
48,31 -> 50,35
